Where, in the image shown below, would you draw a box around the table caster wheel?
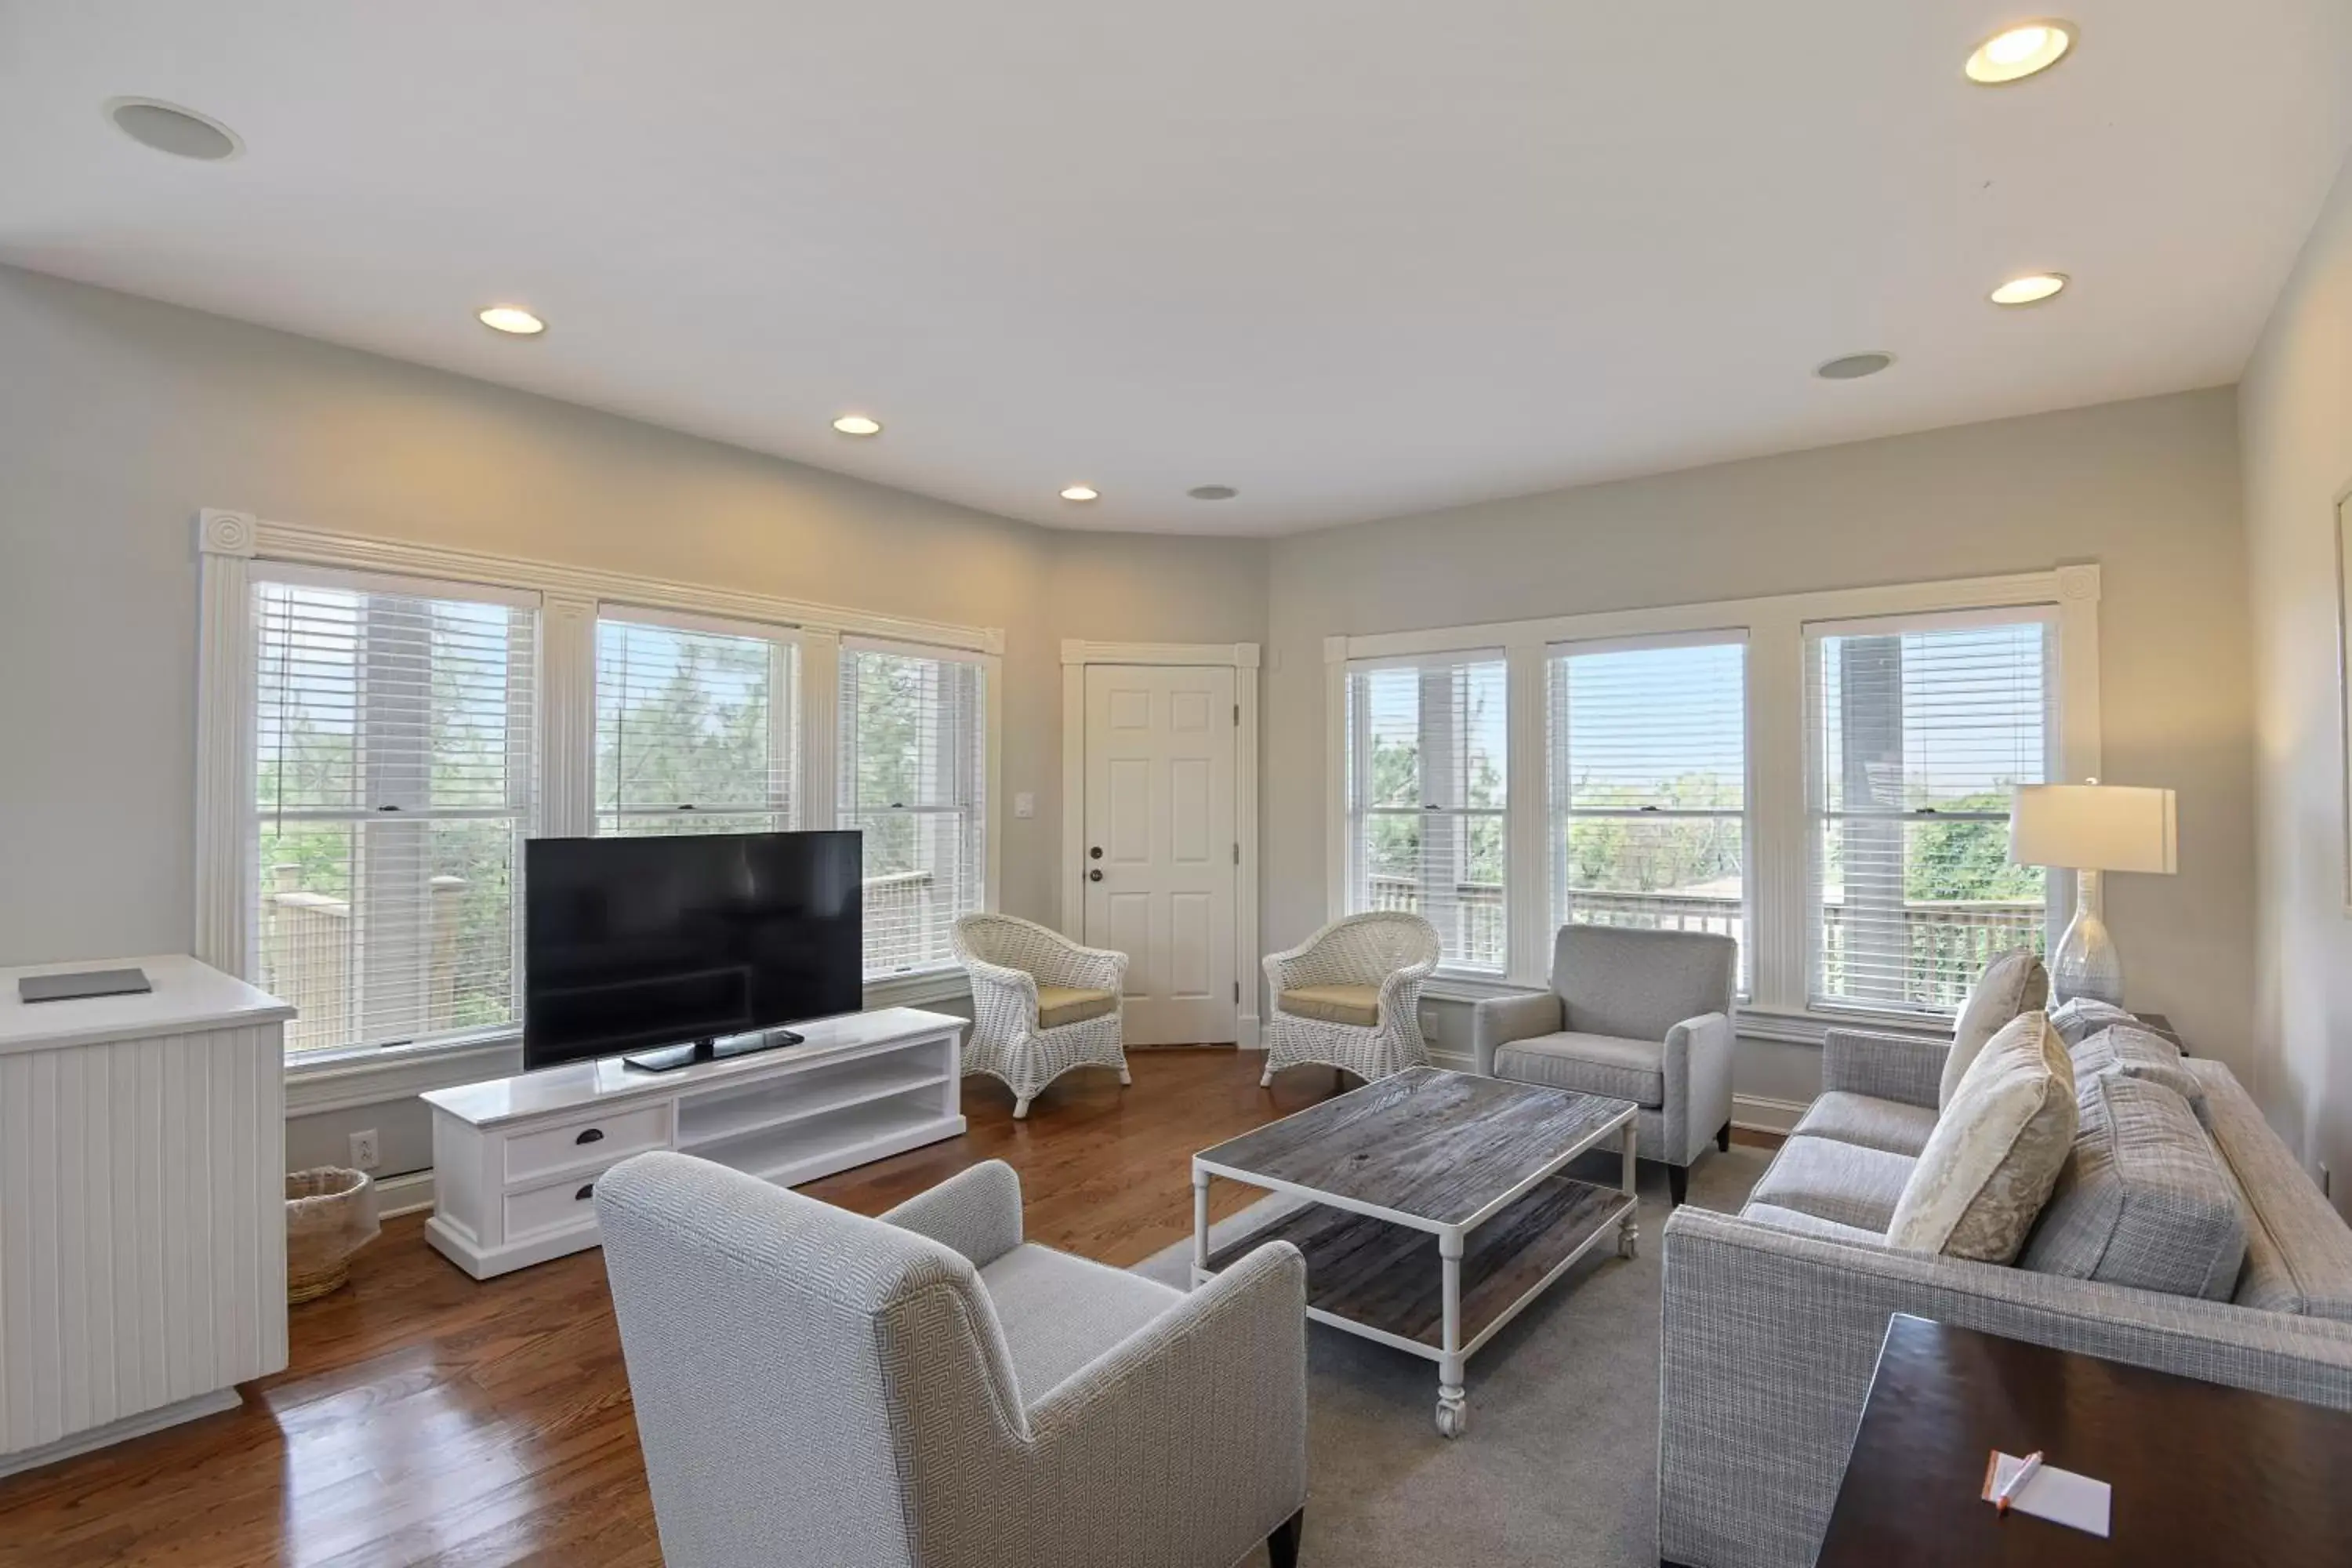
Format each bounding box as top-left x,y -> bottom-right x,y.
1436,1395 -> 1468,1439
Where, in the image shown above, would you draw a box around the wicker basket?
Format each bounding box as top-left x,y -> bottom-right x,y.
285,1167 -> 379,1304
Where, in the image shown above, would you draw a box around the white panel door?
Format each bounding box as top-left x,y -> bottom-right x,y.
1083,665 -> 1238,1044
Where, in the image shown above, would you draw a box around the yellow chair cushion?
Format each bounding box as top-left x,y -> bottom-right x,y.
1036,985 -> 1119,1029
1279,983 -> 1381,1029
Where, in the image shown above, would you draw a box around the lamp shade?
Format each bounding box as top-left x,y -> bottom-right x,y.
2009,784 -> 2178,873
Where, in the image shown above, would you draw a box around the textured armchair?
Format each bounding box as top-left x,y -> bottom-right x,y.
597,1152 -> 1310,1568
953,913 -> 1130,1118
1471,925 -> 1736,1204
1260,911 -> 1441,1086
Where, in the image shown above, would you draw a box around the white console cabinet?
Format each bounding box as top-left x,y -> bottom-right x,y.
422,1007 -> 967,1279
0,955 -> 293,1478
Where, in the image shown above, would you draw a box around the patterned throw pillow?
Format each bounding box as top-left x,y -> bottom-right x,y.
1892,1011 -> 2078,1263
1940,949 -> 2052,1109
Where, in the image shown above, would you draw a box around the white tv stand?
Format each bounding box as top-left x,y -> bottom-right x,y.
421,1007 -> 967,1279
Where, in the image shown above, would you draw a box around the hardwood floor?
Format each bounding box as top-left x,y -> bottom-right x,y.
0,1050 -> 1345,1567
0,1051 -> 1784,1566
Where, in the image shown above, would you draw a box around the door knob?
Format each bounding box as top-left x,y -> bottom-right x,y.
1088,869 -> 1104,882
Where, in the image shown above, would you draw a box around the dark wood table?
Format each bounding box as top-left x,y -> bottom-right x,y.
1191,1066 -> 1637,1439
1816,1314 -> 2352,1566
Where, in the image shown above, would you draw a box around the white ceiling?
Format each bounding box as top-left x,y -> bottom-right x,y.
3,2 -> 2349,536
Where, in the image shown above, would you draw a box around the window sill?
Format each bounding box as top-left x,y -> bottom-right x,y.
285,1033 -> 524,1116
864,968 -> 972,1010
1412,978 -> 1953,1047
283,973 -> 974,1118
1419,971 -> 1524,1004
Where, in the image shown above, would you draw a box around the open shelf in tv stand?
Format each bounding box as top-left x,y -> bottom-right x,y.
420,1006 -> 967,1279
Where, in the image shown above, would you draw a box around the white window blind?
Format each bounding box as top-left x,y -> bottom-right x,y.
596,609 -> 797,836
1807,613 -> 2053,1014
839,641 -> 988,978
252,568 -> 538,1056
1550,638 -> 1748,989
1345,654 -> 1508,971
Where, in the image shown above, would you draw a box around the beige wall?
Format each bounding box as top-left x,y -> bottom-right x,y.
2243,151 -> 2352,1208
0,261 -> 2271,1157
1265,388 -> 2258,1104
0,265 -> 1265,967
0,266 -> 1266,1174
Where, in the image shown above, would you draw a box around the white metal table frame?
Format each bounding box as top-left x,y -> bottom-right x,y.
1191,1097 -> 1639,1439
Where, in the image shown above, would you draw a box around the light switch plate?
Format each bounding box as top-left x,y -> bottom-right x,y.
1014,792 -> 1036,819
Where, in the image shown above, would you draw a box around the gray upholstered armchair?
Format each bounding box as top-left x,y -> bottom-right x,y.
595,1151 -> 1309,1568
1470,925 -> 1737,1204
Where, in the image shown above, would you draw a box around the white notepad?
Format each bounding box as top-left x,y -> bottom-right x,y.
1982,1450 -> 2112,1537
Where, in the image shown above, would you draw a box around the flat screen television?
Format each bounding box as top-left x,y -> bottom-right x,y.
524,829 -> 863,1073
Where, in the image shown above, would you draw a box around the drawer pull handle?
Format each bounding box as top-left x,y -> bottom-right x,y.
576,1183 -> 595,1202
575,1127 -> 604,1145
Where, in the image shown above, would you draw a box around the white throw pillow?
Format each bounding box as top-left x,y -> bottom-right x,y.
1940,949 -> 2051,1109
1891,1011 -> 2078,1263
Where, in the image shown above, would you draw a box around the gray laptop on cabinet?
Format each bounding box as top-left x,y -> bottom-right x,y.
17,967 -> 153,1004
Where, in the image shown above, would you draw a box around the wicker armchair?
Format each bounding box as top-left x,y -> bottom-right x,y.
1259,912 -> 1441,1086
953,913 -> 1131,1119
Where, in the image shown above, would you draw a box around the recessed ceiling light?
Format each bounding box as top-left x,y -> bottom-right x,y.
832,414 -> 883,437
1188,485 -> 1239,501
1965,20 -> 2075,85
106,98 -> 241,161
1989,273 -> 2069,306
1059,485 -> 1100,503
1815,352 -> 1895,381
477,305 -> 546,336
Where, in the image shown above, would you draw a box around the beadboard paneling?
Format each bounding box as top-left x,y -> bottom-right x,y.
0,1022 -> 287,1459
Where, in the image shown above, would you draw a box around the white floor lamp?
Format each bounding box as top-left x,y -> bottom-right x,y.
2009,781 -> 2179,1008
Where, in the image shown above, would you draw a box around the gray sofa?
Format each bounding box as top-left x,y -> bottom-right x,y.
1659,1024 -> 2352,1568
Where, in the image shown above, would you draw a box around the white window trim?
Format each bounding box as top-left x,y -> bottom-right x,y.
1801,604 -> 2063,1019
1324,564 -> 2102,1032
194,509 -> 1005,1082
836,632 -> 1004,985
593,602 -> 805,833
1340,647 -> 1512,975
1548,627 -> 1753,998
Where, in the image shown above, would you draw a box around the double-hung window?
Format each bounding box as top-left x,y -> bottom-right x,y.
1806,611 -> 2054,1014
595,608 -> 798,836
252,566 -> 539,1057
838,639 -> 989,979
1343,653 -> 1509,972
1548,636 -> 1749,990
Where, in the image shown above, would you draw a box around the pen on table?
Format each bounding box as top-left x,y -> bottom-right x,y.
1994,1450 -> 2045,1516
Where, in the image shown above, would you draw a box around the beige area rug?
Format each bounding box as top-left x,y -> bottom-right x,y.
1132,1144 -> 1772,1568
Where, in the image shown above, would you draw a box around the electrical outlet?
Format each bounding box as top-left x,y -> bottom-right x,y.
349,1128 -> 380,1171
1014,792 -> 1036,819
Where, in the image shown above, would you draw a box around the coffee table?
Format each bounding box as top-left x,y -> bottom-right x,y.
1191,1065 -> 1639,1438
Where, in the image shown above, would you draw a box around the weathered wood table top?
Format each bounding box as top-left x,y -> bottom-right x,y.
1194,1065 -> 1635,1229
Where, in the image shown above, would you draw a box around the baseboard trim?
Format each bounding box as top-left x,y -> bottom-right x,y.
1732,1094 -> 1810,1135
372,1168 -> 437,1219
0,1388 -> 243,1480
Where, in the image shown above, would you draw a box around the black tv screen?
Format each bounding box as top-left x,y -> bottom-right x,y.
524,830 -> 863,1071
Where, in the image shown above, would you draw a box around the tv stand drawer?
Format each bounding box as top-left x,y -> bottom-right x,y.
506,1168 -> 618,1242
504,1104 -> 670,1185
